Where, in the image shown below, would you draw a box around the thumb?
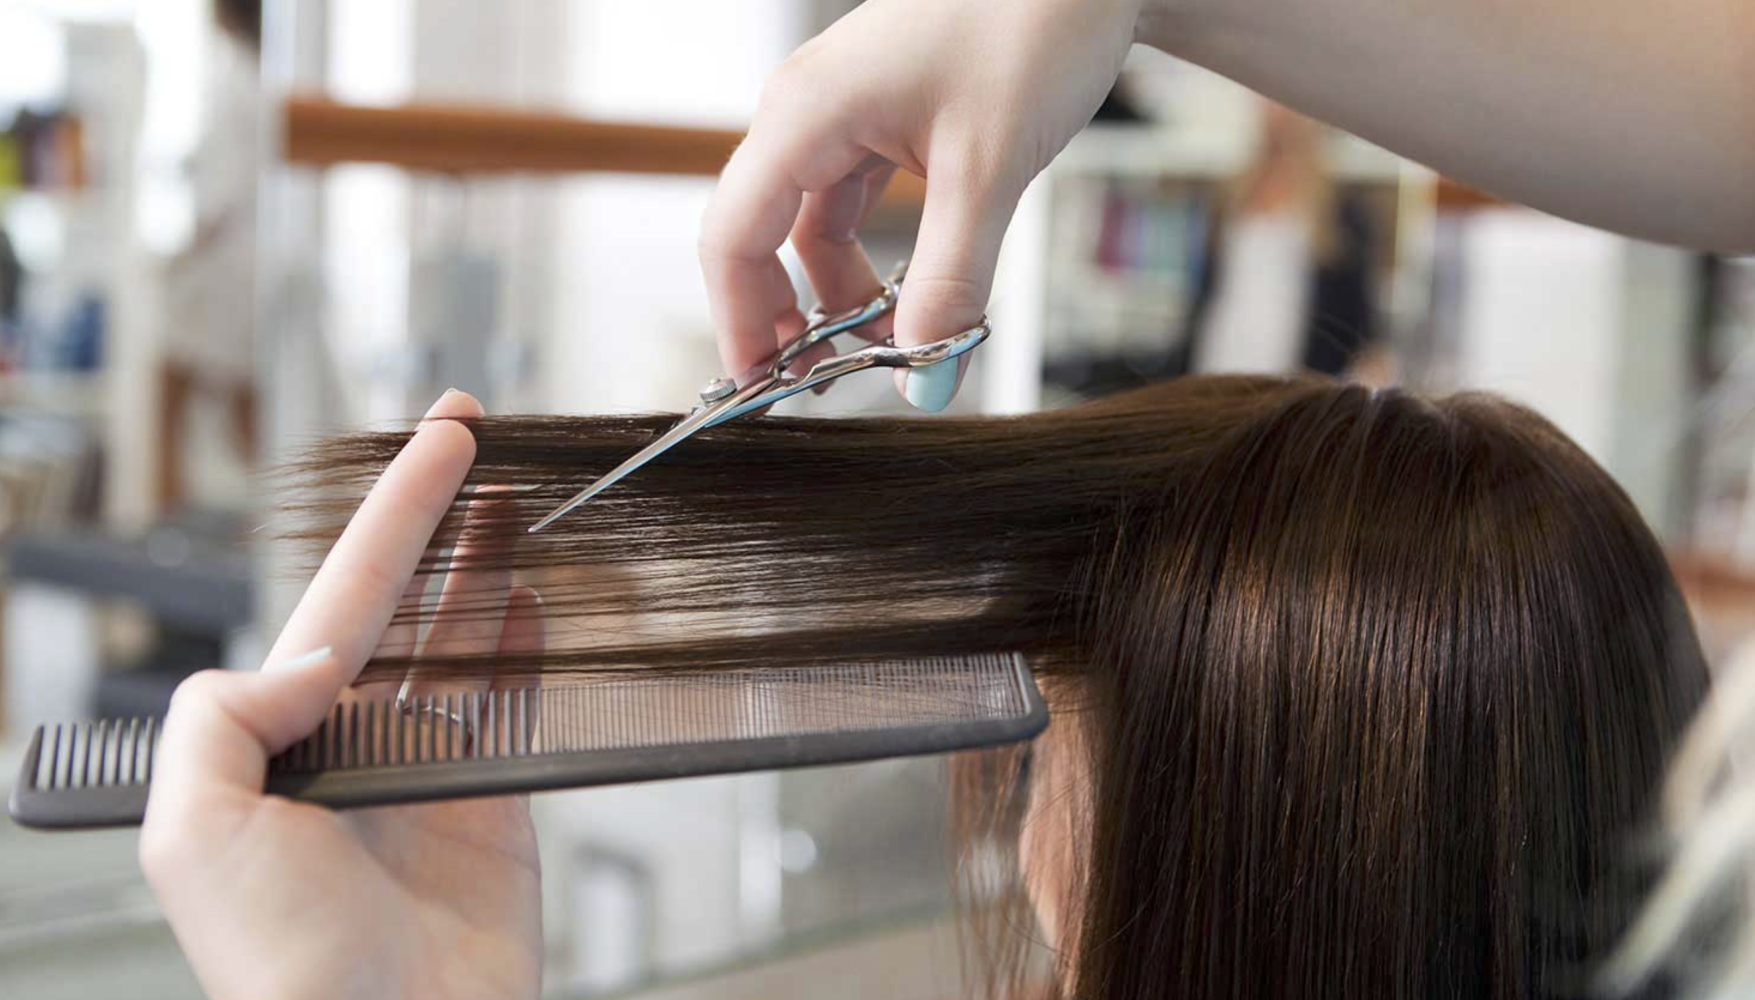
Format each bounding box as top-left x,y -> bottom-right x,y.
140,647 -> 350,874
892,162 -> 1023,412
149,647 -> 349,811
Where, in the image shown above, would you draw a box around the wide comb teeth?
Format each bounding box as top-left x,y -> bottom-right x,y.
28,718 -> 161,792
19,690 -> 542,793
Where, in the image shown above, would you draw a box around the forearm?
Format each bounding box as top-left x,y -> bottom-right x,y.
1139,0 -> 1755,252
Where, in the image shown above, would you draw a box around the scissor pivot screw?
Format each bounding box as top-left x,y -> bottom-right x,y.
699,377 -> 737,403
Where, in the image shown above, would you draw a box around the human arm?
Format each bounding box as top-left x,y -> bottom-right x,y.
1142,0 -> 1755,253
701,0 -> 1752,413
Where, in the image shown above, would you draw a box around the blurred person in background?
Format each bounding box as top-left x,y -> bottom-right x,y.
1179,99 -> 1384,382
157,0 -> 260,512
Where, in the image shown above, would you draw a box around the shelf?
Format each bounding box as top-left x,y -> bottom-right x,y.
0,188 -> 99,215
0,370 -> 108,418
5,526 -> 254,634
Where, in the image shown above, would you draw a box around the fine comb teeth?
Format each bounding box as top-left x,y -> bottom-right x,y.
10,652 -> 1045,831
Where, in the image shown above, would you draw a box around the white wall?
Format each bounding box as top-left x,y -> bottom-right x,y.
1455,209 -> 1691,531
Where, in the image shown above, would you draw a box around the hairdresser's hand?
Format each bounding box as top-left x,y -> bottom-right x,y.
140,389 -> 546,1000
701,0 -> 1143,411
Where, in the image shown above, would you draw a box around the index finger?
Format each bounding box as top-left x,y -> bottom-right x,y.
699,138 -> 807,379
265,388 -> 485,687
699,128 -> 872,379
145,391 -> 484,826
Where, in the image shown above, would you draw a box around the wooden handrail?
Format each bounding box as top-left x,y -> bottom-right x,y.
1435,176 -> 1507,211
279,95 -> 927,215
1670,550 -> 1755,608
283,95 -> 743,176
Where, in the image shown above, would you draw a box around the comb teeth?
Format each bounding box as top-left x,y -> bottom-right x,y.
526,655 -> 1030,754
19,690 -> 545,790
29,717 -> 160,792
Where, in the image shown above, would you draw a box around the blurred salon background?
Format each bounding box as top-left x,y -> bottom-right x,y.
0,2 -> 1750,997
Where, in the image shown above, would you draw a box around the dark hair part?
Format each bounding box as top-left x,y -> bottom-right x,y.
287,375 -> 1708,999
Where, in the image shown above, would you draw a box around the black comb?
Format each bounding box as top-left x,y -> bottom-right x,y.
10,652 -> 1046,831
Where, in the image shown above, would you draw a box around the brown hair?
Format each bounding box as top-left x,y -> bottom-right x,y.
287,374 -> 1708,999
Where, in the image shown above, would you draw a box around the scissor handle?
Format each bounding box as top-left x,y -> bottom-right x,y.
709,317 -> 991,426
527,261 -> 982,533
771,261 -> 910,374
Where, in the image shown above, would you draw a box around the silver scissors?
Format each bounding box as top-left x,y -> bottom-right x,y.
528,261 -> 990,533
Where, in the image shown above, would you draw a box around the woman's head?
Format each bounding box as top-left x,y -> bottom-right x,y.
290,374 -> 1707,998
1010,381 -> 1707,998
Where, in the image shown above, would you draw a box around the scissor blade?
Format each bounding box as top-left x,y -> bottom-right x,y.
526,407 -> 721,534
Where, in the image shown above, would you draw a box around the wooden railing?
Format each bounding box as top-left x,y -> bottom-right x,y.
279,96 -> 926,215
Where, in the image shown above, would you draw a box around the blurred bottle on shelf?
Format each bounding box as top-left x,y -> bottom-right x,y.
1,109 -> 88,193
0,228 -> 19,348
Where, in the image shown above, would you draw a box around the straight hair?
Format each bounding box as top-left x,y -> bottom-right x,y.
286,374 -> 1709,999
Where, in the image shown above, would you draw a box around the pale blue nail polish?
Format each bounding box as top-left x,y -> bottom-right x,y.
903,360 -> 958,413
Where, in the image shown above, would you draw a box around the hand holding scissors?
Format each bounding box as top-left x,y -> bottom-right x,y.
529,261 -> 989,534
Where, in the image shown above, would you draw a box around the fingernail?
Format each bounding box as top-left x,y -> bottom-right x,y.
281,646 -> 334,672
736,363 -> 768,387
423,388 -> 462,419
901,359 -> 958,413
